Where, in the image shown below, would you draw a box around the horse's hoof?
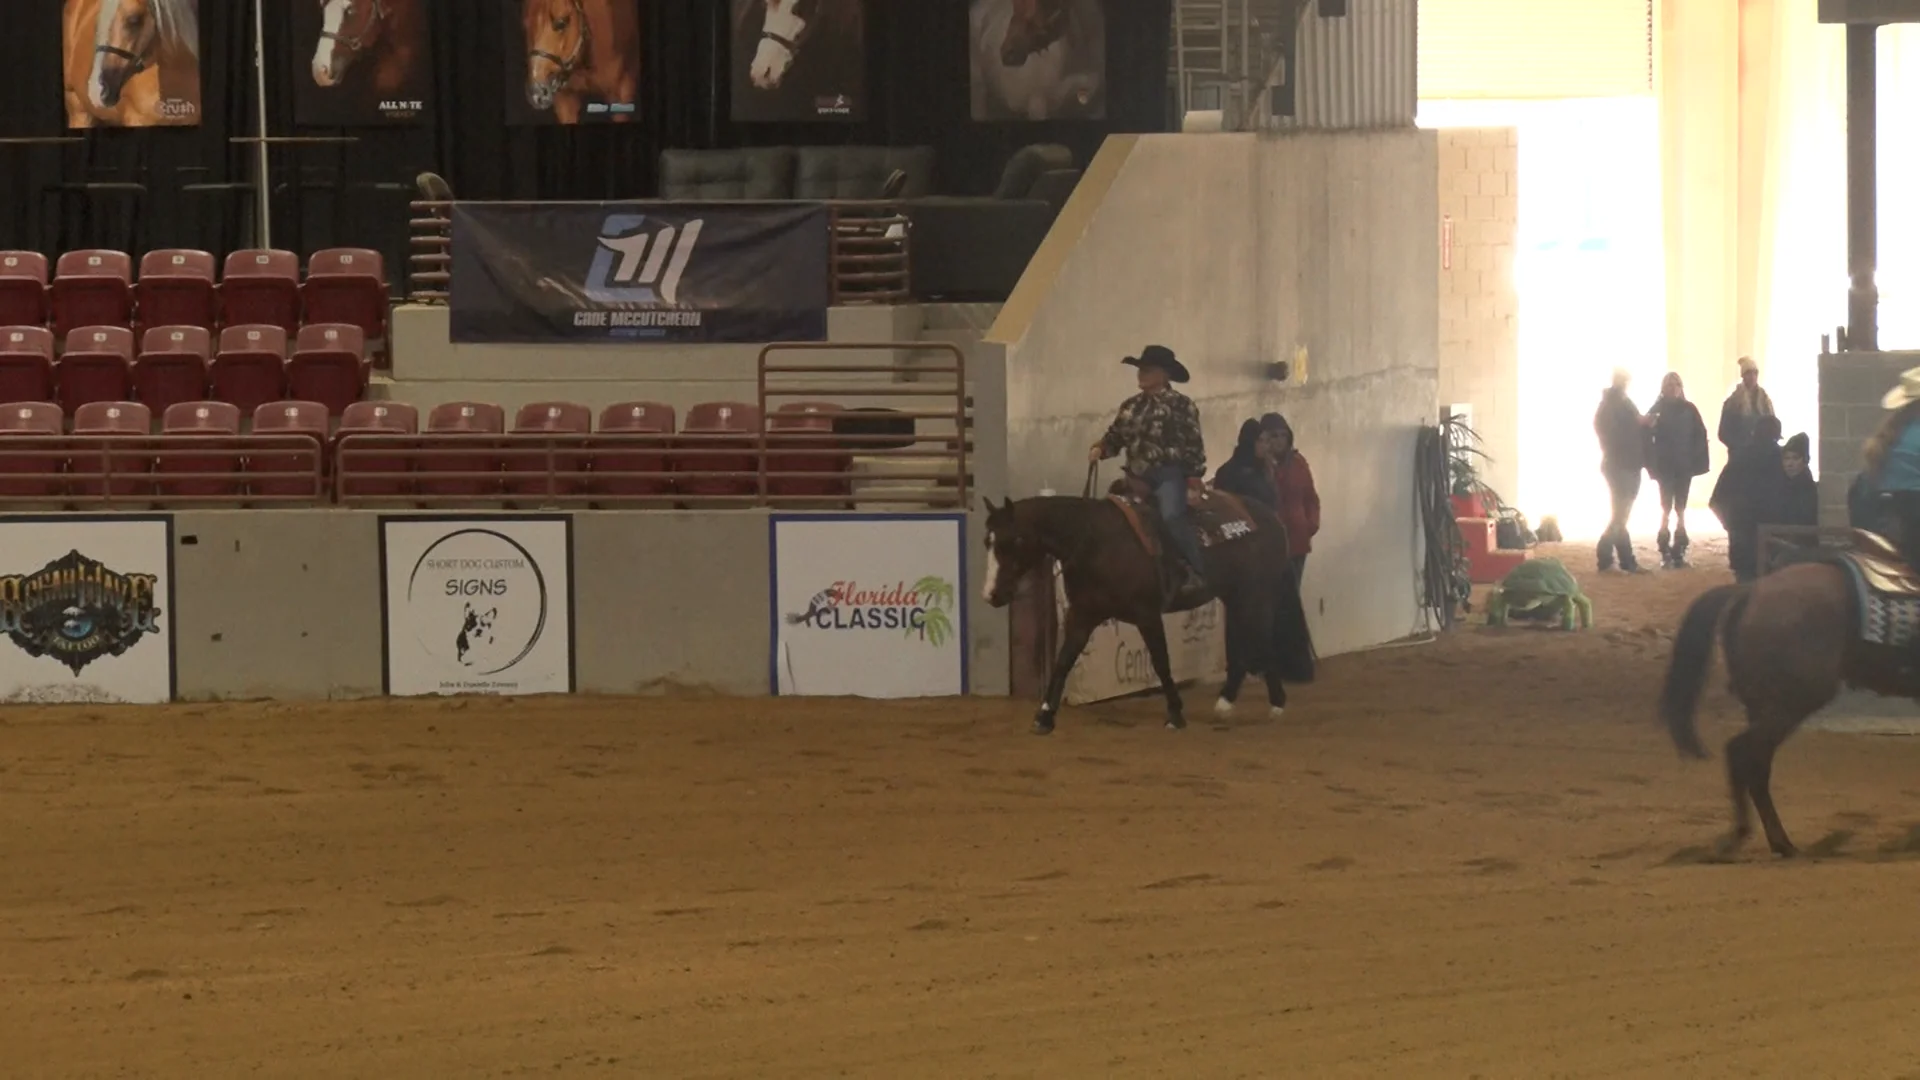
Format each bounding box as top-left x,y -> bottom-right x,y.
1212,698 -> 1234,718
1031,713 -> 1055,736
1771,842 -> 1799,859
1268,706 -> 1286,721
1166,715 -> 1186,731
1714,830 -> 1749,857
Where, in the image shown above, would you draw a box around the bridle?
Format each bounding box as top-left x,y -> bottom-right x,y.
320,0 -> 390,57
758,0 -> 816,58
1011,0 -> 1071,50
529,0 -> 592,89
94,1 -> 156,78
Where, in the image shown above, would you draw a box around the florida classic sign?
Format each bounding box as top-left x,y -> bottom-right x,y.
770,514 -> 968,697
0,516 -> 174,704
379,516 -> 574,696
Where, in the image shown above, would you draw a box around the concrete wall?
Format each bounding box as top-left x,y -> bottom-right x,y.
147,509 -> 1011,700
1817,350 -> 1920,526
987,130 -> 1440,655
1435,128 -> 1521,505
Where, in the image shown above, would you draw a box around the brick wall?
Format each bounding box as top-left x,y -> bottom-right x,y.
1818,350 -> 1920,527
1436,128 -> 1520,506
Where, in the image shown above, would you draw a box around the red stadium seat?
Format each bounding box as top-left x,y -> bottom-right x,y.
68,400 -> 151,500
49,250 -> 133,339
0,401 -> 64,499
767,401 -> 848,499
0,252 -> 49,327
336,400 -> 417,499
133,249 -> 218,336
416,401 -> 504,499
219,249 -> 301,332
246,400 -> 329,499
210,324 -> 289,414
154,401 -> 242,499
504,401 -> 592,499
55,325 -> 134,415
677,401 -> 761,499
593,401 -> 676,498
287,322 -> 366,415
300,248 -> 387,353
132,325 -> 212,415
0,326 -> 56,406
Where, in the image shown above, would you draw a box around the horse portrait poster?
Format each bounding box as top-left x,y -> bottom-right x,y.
729,0 -> 866,123
501,0 -> 641,125
63,0 -> 203,128
968,0 -> 1106,122
289,0 -> 434,125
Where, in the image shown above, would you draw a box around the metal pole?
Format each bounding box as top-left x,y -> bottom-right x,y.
252,0 -> 273,248
1846,22 -> 1877,351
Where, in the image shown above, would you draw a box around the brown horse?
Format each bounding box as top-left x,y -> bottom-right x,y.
980,488 -> 1314,735
310,0 -> 424,98
63,0 -> 201,128
521,0 -> 639,123
1000,0 -> 1071,65
1660,534 -> 1920,857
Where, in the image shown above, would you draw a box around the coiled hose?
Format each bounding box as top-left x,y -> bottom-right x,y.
1415,424 -> 1471,630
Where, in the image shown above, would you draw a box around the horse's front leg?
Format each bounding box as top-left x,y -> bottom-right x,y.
1035,608 -> 1096,736
1215,600 -> 1248,717
1137,617 -> 1184,730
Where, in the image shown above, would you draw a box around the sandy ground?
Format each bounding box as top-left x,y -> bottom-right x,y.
8,540 -> 1920,1079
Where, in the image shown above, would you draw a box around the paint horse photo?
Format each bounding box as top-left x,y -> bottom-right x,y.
729,0 -> 867,122
295,0 -> 431,125
507,0 -> 640,125
969,0 -> 1105,121
63,0 -> 202,128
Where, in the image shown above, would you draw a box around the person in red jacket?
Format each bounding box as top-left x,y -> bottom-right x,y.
1260,413 -> 1321,582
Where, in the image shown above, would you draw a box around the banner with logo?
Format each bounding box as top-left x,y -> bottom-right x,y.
63,0 -> 203,128
730,0 -> 867,122
289,0 -> 433,125
379,516 -> 574,696
1054,566 -> 1224,705
500,0 -> 641,125
449,202 -> 833,344
0,516 -> 174,704
770,514 -> 967,697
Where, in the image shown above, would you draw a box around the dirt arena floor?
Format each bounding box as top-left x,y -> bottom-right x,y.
9,540 -> 1920,1078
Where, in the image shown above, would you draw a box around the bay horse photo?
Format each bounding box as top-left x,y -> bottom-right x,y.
968,0 -> 1105,121
980,482 -> 1313,735
515,0 -> 639,124
300,0 -> 429,123
63,0 -> 201,128
1659,530 -> 1920,858
729,0 -> 866,122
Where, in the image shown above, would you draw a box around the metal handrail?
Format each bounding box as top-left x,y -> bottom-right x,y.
0,434 -> 326,506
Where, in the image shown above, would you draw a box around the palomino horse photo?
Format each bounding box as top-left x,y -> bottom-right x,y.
506,0 -> 640,125
293,0 -> 431,124
62,0 -> 202,128
729,0 -> 867,122
968,0 -> 1105,121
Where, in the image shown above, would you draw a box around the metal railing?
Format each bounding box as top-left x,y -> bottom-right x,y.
0,435 -> 327,506
406,199 -> 911,306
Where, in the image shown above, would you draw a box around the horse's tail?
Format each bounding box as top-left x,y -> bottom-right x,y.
1267,555 -> 1317,684
1660,584 -> 1748,760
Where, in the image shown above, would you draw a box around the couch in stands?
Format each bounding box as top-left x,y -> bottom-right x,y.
656,144 -> 1080,302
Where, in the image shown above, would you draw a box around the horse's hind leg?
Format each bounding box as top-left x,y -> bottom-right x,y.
1743,723 -> 1798,857
1137,618 -> 1185,730
1717,729 -> 1760,856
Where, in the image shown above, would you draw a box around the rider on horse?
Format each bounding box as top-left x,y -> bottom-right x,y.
1087,345 -> 1209,606
1860,366 -> 1920,568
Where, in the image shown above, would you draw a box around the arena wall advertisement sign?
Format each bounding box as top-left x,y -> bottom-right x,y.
770,514 -> 968,697
379,516 -> 575,697
448,203 -> 832,345
63,0 -> 204,129
0,515 -> 175,704
1054,567 -> 1225,706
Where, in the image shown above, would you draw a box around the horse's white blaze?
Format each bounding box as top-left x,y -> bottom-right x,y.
750,0 -> 807,89
313,0 -> 347,86
88,0 -> 123,108
982,533 -> 1000,602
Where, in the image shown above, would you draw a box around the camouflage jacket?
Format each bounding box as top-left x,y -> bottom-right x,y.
1099,388 -> 1206,475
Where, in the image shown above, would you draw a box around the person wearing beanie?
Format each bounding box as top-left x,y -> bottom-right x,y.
1718,356 -> 1776,453
1779,432 -> 1818,528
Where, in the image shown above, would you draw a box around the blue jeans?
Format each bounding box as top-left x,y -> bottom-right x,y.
1144,464 -> 1205,573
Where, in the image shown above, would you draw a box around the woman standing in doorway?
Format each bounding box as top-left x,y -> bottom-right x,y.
1645,372 -> 1710,568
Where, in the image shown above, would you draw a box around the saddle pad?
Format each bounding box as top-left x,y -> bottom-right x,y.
1831,553 -> 1920,648
1107,490 -> 1258,553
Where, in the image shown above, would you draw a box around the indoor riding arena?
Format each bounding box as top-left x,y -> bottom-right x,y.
8,0 -> 1920,1076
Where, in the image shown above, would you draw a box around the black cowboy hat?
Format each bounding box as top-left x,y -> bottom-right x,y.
1122,344 -> 1190,383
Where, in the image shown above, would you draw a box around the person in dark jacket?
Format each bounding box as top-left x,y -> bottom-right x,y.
1710,415 -> 1786,582
1645,372 -> 1711,568
1778,432 -> 1818,528
1717,356 -> 1776,453
1261,413 -> 1321,584
1593,369 -> 1648,573
1213,419 -> 1277,509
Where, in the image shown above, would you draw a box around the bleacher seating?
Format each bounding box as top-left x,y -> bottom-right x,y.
210,324 -> 289,415
133,249 -> 220,337
0,253 -> 49,326
0,402 -> 62,498
247,401 -> 330,498
56,326 -> 135,415
220,250 -> 302,332
288,323 -> 367,415
132,325 -> 213,415
336,401 -> 417,500
155,401 -> 243,499
49,250 -> 134,339
506,401 -> 591,498
416,400 -> 504,499
67,400 -> 150,499
593,401 -> 675,499
299,249 -> 387,355
678,401 -> 761,499
0,326 -> 56,404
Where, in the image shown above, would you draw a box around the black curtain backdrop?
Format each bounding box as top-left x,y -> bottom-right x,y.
0,0 -> 1171,289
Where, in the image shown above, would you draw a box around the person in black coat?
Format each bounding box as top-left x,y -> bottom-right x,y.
1710,415 -> 1785,582
1212,419 -> 1277,509
1593,369 -> 1648,573
1645,372 -> 1711,568
1779,431 -> 1818,527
